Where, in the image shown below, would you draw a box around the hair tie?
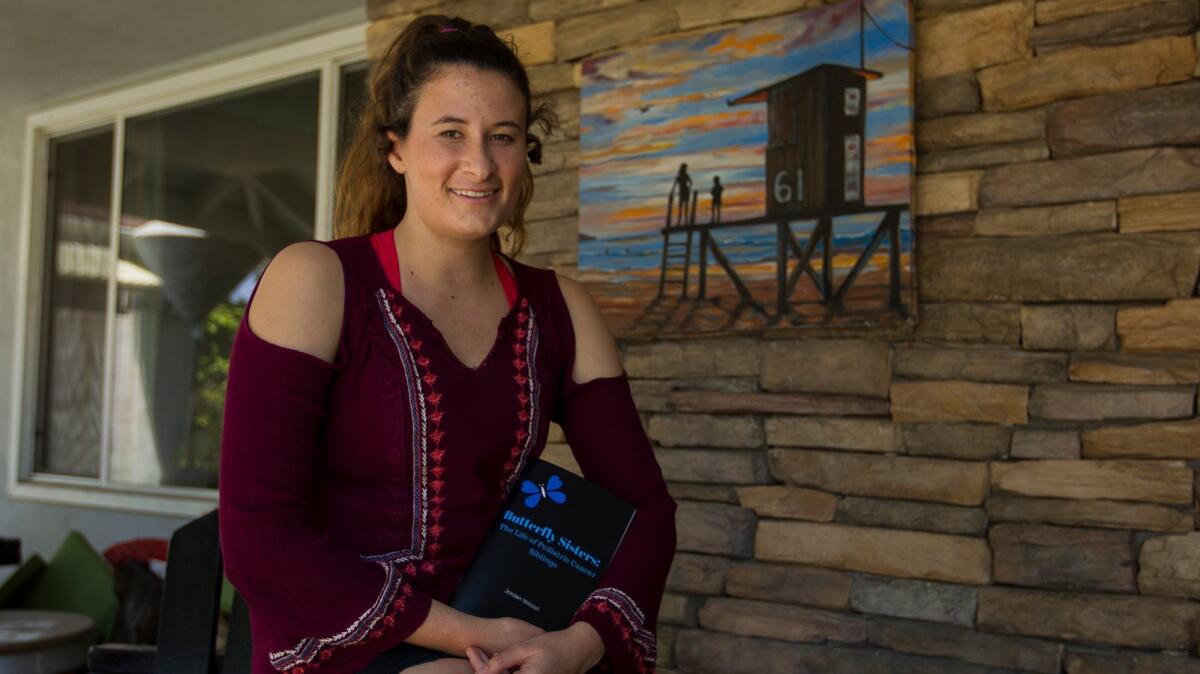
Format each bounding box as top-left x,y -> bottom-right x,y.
439,27 -> 458,33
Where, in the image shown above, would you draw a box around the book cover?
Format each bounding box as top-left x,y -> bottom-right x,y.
449,459 -> 635,630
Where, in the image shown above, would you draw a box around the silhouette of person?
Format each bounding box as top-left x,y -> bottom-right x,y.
710,176 -> 723,224
671,163 -> 692,226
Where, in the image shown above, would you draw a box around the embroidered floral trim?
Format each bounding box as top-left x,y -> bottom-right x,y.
268,560 -> 414,673
501,298 -> 540,495
576,587 -> 657,674
266,290 -> 446,673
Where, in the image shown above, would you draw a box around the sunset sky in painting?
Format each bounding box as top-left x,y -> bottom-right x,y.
579,0 -> 913,240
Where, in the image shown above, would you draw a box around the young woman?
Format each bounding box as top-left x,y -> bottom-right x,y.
218,15 -> 677,674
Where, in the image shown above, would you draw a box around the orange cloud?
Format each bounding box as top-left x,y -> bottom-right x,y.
707,32 -> 784,57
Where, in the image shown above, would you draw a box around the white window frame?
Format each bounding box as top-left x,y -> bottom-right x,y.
8,22 -> 369,517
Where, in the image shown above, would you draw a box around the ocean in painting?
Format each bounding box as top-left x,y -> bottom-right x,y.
578,0 -> 915,336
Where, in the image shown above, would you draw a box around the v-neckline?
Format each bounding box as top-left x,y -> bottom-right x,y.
369,234 -> 524,374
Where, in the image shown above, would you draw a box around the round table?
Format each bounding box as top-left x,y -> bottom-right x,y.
0,610 -> 95,674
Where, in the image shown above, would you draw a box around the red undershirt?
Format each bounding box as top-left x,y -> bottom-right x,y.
369,229 -> 518,310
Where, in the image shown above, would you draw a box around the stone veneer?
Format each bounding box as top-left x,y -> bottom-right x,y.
366,0 -> 1200,671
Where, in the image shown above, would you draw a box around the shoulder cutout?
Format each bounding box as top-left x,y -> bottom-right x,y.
247,241 -> 344,364
554,272 -> 623,385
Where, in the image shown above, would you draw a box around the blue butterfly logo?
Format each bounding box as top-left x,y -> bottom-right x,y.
522,474 -> 567,508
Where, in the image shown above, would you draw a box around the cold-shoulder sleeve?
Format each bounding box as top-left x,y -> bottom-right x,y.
218,285 -> 433,674
553,367 -> 677,674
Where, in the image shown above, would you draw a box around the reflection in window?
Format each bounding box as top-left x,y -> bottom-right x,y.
111,73 -> 320,488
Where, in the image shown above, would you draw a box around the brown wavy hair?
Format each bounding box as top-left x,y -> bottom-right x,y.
334,15 -> 557,256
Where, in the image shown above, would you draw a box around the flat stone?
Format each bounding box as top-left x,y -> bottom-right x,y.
916,0 -> 1014,18
914,170 -> 982,216
893,345 -> 1066,384
981,148 -> 1200,208
916,1 -> 1033,80
1139,532 -> 1200,599
629,379 -> 672,412
527,63 -> 577,96
919,213 -> 977,237
366,14 -> 416,61
1030,384 -> 1195,421
1037,0 -> 1167,24
502,21 -> 556,66
528,0 -> 636,22
891,380 -> 1029,425
674,0 -> 818,30
646,414 -> 762,448
1118,298 -> 1200,351
902,423 -> 1011,460
770,449 -> 989,506
801,644 -> 1059,674
1032,1 -> 1199,54
978,36 -> 1196,111
1065,650 -> 1200,674
659,592 -> 703,626
530,138 -> 579,175
1010,430 -> 1080,459
837,496 -> 988,535
666,553 -> 730,595
920,233 -> 1200,301
916,72 -> 981,119
736,486 -> 837,521
724,561 -> 852,610
366,0 -> 439,20
759,339 -> 891,398
850,575 -> 977,626
920,139 -> 1049,174
990,523 -> 1136,592
526,169 -> 578,220
975,202 -> 1116,237
756,520 -> 992,585
556,1 -> 676,61
1049,81 -> 1200,158
991,459 -> 1194,504
987,494 -> 1194,533
624,338 -> 760,379
868,617 -> 1064,673
698,598 -> 866,643
674,631 -> 805,674
666,482 -> 738,504
765,417 -> 901,453
1083,419 -> 1200,459
918,109 -> 1045,152
977,586 -> 1200,649
676,501 -> 756,557
669,390 -> 889,416
916,303 -> 1021,345
1070,353 -> 1200,385
1021,305 -> 1116,351
523,215 -> 579,256
656,449 -> 768,484
1120,190 -> 1200,233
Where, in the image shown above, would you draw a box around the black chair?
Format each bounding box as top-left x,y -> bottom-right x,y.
87,511 -> 252,674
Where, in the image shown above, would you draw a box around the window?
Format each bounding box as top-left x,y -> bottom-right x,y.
11,25 -> 370,515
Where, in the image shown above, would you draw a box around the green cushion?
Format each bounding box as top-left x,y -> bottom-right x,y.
220,574 -> 234,616
17,531 -> 117,642
0,554 -> 46,607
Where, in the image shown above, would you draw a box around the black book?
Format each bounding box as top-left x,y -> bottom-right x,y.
449,458 -> 635,630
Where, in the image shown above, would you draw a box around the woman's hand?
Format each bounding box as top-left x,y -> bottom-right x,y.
471,616 -> 545,657
466,622 -> 604,674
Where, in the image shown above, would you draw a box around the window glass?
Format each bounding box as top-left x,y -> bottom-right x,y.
37,128 -> 115,477
110,72 -> 320,488
337,61 -> 370,169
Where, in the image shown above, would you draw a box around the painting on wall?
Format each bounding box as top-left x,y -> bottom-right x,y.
577,0 -> 916,338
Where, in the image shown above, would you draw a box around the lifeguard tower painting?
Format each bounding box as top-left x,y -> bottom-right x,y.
577,0 -> 915,337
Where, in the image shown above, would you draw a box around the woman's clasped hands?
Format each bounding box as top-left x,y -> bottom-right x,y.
466,618 -> 604,674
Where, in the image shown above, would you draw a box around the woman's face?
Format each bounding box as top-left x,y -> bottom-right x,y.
387,65 -> 528,243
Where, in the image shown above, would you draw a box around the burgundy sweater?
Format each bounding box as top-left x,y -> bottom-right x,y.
218,233 -> 677,674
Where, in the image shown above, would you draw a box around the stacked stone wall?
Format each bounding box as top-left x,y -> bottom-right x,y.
367,1 -> 1200,671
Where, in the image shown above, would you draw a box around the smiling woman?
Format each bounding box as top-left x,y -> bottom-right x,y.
218,13 -> 677,674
